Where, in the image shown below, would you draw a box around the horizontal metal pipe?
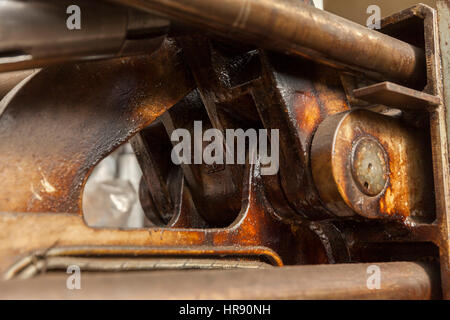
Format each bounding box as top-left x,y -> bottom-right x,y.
0,0 -> 169,72
0,262 -> 441,299
112,0 -> 426,84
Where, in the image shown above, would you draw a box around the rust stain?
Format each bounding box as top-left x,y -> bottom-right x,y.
0,39 -> 194,215
312,109 -> 434,222
295,92 -> 321,138
379,186 -> 396,216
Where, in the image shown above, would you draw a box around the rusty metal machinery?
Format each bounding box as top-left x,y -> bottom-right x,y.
0,0 -> 449,300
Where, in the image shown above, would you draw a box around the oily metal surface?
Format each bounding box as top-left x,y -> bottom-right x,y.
0,262 -> 441,299
0,0 -> 445,299
0,162 -> 317,274
0,39 -> 194,214
5,154 -> 356,274
253,53 -> 350,220
311,109 -> 435,221
112,0 -> 425,84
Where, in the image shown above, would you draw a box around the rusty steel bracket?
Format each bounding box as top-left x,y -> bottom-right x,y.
349,3 -> 450,298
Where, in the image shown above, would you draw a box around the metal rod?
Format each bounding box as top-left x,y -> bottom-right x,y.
0,262 -> 441,299
112,0 -> 426,84
0,0 -> 169,72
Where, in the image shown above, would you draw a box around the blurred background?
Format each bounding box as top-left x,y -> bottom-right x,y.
83,143 -> 148,228
323,0 -> 435,24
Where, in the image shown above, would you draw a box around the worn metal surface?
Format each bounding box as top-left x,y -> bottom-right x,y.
0,0 -> 447,300
112,0 -> 425,85
0,70 -> 38,101
351,137 -> 388,196
379,3 -> 450,298
0,39 -> 194,214
160,89 -> 244,227
0,262 -> 441,299
7,254 -> 271,280
253,52 -> 350,220
0,0 -> 169,72
438,1 -> 450,151
311,109 -> 435,221
0,160 -> 329,274
436,0 -> 450,299
0,31 -> 350,278
168,36 -> 351,221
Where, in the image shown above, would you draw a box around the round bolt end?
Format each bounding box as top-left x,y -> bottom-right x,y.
351,137 -> 388,196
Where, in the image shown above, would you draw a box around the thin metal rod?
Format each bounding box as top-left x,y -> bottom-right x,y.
113,0 -> 426,84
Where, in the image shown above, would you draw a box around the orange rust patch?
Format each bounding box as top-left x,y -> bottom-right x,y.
379,186 -> 396,216
0,40 -> 194,215
295,93 -> 321,137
